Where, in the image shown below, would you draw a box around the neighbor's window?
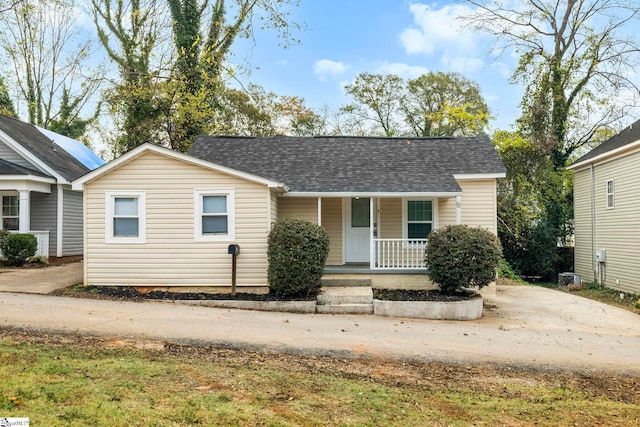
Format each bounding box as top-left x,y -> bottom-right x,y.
406,200 -> 433,240
606,180 -> 614,209
105,191 -> 146,243
2,195 -> 19,231
195,189 -> 235,241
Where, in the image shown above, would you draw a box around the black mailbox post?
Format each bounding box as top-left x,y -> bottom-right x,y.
228,244 -> 240,294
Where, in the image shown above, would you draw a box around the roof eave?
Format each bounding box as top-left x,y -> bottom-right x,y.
569,138 -> 640,170
72,143 -> 286,190
283,191 -> 462,198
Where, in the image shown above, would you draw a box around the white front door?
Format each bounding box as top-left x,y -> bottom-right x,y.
345,197 -> 370,263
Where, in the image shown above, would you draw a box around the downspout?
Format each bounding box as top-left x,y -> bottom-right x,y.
317,197 -> 322,226
590,164 -> 596,282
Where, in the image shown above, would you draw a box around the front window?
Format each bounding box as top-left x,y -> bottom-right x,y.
195,189 -> 235,241
106,191 -> 146,243
2,195 -> 19,231
407,200 -> 432,240
113,197 -> 139,237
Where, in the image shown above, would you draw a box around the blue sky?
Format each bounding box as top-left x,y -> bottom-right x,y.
230,1 -> 523,131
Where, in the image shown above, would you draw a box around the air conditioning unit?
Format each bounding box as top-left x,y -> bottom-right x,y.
558,272 -> 580,288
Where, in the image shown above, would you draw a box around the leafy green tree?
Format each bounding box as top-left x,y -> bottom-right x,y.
342,72 -> 491,137
0,76 -> 15,117
402,72 -> 490,136
164,0 -> 301,151
463,0 -> 640,169
342,72 -> 404,136
91,0 -> 165,154
48,88 -> 100,139
0,0 -> 102,133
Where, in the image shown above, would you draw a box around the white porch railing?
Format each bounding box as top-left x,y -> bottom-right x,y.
372,239 -> 427,270
2,230 -> 50,258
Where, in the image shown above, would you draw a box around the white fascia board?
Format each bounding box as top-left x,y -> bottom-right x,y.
72,143 -> 288,191
568,139 -> 640,170
0,128 -> 68,183
453,173 -> 506,180
0,176 -> 56,193
283,191 -> 462,198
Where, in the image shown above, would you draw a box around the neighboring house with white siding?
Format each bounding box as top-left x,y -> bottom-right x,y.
0,114 -> 104,258
569,119 -> 640,294
72,135 -> 505,291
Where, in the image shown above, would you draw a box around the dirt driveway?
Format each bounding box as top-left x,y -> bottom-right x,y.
0,262 -> 82,293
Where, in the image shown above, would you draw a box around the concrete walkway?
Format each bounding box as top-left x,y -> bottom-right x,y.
0,262 -> 82,293
0,284 -> 638,375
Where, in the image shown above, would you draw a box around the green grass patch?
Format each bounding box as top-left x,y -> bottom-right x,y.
0,334 -> 638,426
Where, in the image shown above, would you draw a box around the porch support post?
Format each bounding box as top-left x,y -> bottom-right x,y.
317,197 -> 322,226
18,190 -> 30,233
456,195 -> 462,225
369,197 -> 375,269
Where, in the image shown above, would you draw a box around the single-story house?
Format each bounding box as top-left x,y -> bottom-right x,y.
0,113 -> 104,258
72,135 -> 505,291
569,119 -> 640,294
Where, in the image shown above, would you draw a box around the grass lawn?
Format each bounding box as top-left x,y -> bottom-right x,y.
1,330 -> 639,426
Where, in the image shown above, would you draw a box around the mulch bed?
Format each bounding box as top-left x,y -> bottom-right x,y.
373,289 -> 478,301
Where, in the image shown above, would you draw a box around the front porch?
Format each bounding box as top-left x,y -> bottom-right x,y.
280,194 -> 462,271
1,181 -> 56,258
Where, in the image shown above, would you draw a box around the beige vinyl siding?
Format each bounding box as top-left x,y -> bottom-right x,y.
438,196 -> 457,227
84,150 -> 270,287
379,198 -> 402,239
458,179 -> 497,234
321,197 -> 342,265
279,197 -> 318,223
587,151 -> 640,293
573,168 -> 593,282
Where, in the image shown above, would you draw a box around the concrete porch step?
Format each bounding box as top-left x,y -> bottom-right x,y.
317,286 -> 373,305
316,303 -> 374,314
320,278 -> 372,287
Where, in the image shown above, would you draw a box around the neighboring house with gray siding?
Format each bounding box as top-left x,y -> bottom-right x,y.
0,114 -> 104,257
569,119 -> 640,294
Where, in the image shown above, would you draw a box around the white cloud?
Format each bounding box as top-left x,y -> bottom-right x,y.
441,55 -> 484,74
313,59 -> 348,81
400,3 -> 479,56
374,62 -> 429,79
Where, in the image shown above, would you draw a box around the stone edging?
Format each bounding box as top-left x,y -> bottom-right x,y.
373,295 -> 483,320
168,295 -> 483,320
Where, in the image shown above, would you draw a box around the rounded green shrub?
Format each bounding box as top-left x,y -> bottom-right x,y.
425,225 -> 502,294
268,217 -> 330,299
2,233 -> 38,267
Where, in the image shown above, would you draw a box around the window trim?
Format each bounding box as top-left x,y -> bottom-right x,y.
606,179 -> 614,209
105,191 -> 146,243
194,189 -> 235,242
1,193 -> 19,231
402,198 -> 437,244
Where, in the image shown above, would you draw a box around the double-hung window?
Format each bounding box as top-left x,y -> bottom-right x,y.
106,191 -> 146,243
195,189 -> 235,241
2,195 -> 19,231
402,199 -> 435,244
606,180 -> 614,209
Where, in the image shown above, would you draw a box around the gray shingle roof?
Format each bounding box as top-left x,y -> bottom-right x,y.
0,114 -> 90,181
189,135 -> 505,193
573,119 -> 640,165
0,158 -> 51,177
